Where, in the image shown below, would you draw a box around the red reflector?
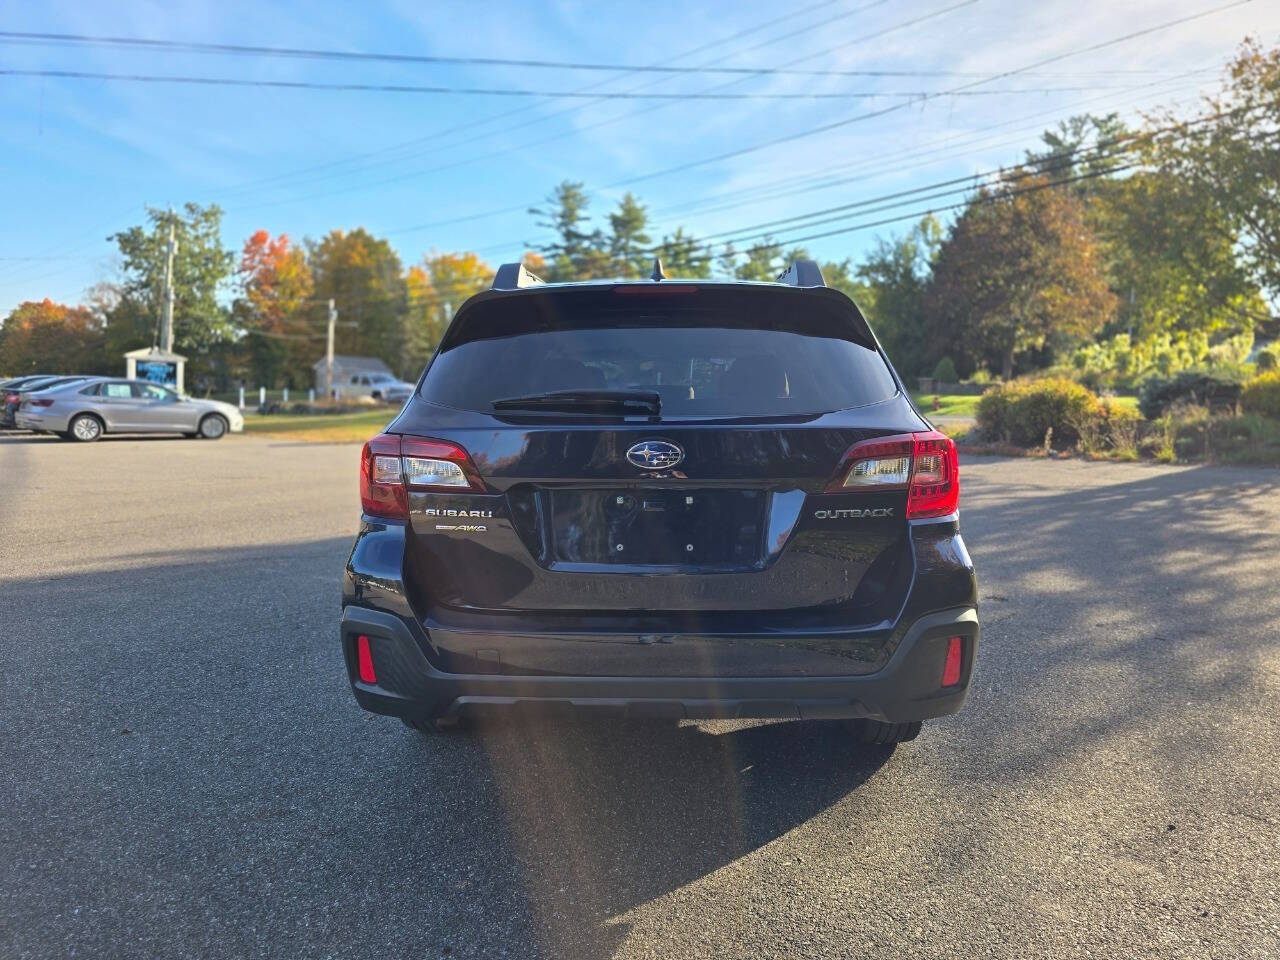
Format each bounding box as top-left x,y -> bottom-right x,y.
356,634 -> 377,684
941,636 -> 963,687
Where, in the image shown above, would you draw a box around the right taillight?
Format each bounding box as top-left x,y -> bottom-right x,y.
828,430 -> 959,519
359,433 -> 484,520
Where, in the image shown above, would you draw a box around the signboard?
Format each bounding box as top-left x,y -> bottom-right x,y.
136,361 -> 178,386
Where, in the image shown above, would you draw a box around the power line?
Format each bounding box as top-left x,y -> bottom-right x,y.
0,68 -> 1128,100
604,0 -> 1254,189
0,0 -> 873,282
221,0 -> 979,212
373,0 -> 983,234
0,28 -> 1200,79
378,3 -> 1230,236
679,105 -> 1246,247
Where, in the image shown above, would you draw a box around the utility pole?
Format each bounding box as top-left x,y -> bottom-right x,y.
161,216 -> 177,353
325,298 -> 337,400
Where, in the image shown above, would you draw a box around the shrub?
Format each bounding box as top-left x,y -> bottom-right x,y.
1241,370 -> 1280,419
1137,370 -> 1244,420
976,378 -> 1101,447
932,356 -> 958,383
1256,347 -> 1278,372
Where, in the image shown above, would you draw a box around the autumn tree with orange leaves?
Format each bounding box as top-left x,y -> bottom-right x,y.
926,173 -> 1117,380
235,230 -> 314,388
0,299 -> 109,375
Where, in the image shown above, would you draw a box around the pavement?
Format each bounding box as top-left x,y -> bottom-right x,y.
1,432 -> 1278,960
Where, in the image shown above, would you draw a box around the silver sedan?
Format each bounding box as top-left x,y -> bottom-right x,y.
15,378 -> 245,442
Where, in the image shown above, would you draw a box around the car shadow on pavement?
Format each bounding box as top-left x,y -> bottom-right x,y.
462,716 -> 895,957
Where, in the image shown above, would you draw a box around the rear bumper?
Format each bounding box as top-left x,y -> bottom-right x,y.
340,603 -> 978,723
14,410 -> 66,431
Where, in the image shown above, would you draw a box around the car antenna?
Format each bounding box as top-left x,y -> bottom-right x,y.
650,257 -> 668,282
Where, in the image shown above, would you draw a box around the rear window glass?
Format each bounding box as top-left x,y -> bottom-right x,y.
421,289 -> 897,418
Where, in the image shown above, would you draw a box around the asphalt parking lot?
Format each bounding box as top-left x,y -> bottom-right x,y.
2,433 -> 1278,959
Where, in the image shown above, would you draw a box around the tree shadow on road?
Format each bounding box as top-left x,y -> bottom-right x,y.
957,458 -> 1280,783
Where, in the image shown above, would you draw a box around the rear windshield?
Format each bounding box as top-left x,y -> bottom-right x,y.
421,289 -> 898,417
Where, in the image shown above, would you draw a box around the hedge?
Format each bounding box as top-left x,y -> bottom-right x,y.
1241,370 -> 1280,419
976,378 -> 1101,447
1137,370 -> 1243,420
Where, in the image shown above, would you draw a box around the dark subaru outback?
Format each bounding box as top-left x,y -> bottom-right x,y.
341,260 -> 978,745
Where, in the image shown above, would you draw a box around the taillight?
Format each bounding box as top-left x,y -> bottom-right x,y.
359,433 -> 483,520
827,430 -> 959,519
30,398 -> 55,408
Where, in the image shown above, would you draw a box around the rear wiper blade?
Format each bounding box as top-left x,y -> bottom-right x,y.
492,389 -> 661,416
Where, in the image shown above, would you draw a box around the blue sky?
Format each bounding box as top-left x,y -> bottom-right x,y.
1,0 -> 1278,314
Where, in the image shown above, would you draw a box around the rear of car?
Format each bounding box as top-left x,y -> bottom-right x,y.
8,377 -> 93,431
3,375 -> 65,428
341,263 -> 977,743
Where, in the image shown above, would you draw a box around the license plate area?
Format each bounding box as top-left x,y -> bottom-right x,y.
548,489 -> 767,566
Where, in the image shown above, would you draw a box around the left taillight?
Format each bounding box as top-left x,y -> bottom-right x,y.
359,433 -> 483,520
827,430 -> 960,519
30,398 -> 55,408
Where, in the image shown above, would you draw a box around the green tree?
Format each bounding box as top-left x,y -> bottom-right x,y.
105,203 -> 235,364
855,216 -> 941,377
608,193 -> 652,278
926,174 -> 1116,380
0,299 -> 109,374
1091,171 -> 1265,341
656,228 -> 711,278
307,228 -> 406,374
732,239 -> 809,282
1025,112 -> 1130,186
529,181 -> 610,280
1148,40 -> 1280,313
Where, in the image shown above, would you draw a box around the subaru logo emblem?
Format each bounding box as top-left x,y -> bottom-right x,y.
626,439 -> 684,470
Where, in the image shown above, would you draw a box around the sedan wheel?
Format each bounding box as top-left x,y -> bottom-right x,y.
70,415 -> 103,442
199,414 -> 228,440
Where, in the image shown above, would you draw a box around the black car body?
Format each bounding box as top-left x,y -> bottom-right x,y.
342,261 -> 978,740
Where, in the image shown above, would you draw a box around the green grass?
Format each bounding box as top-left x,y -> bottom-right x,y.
243,408 -> 391,443
911,393 -> 982,418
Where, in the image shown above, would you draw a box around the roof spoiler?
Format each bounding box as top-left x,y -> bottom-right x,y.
775,259 -> 825,288
492,262 -> 546,290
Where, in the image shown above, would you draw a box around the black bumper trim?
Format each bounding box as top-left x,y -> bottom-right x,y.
341,605 -> 978,723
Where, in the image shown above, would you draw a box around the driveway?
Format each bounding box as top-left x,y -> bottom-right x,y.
1,435 -> 1277,959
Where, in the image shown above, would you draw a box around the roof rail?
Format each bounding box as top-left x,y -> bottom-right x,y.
776,259 -> 825,288
492,261 -> 546,291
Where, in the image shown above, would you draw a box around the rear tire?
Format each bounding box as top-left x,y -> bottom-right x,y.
851,719 -> 923,745
400,715 -> 470,734
198,414 -> 228,440
68,414 -> 103,443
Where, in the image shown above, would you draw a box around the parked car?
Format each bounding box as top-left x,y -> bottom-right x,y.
15,377 -> 245,441
2,376 -> 93,429
340,260 -> 978,746
345,371 -> 415,403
